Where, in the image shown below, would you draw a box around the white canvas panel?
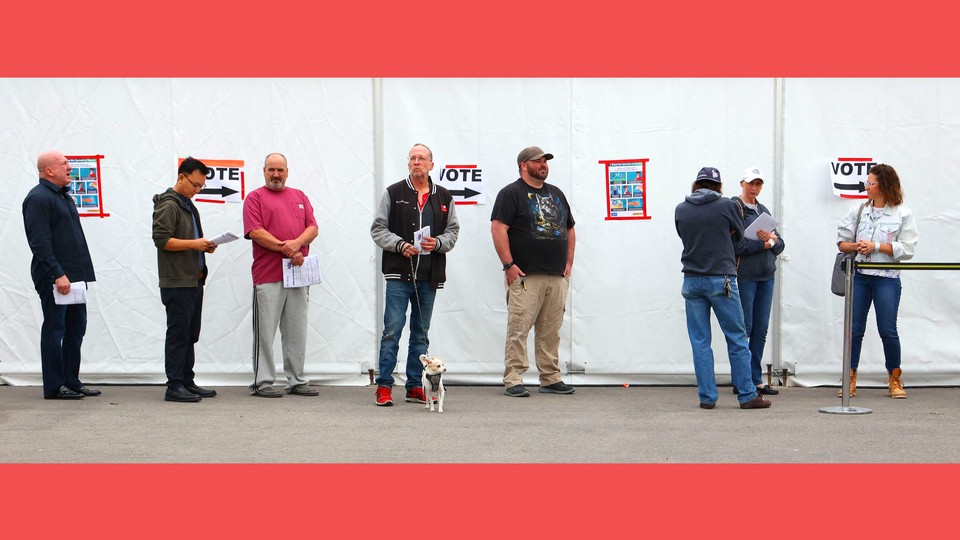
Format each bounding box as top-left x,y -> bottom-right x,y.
382,78 -> 574,384
4,77 -> 960,389
569,79 -> 776,383
781,78 -> 960,386
0,78 -> 375,386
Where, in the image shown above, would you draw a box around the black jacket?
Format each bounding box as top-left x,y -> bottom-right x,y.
370,177 -> 460,289
22,179 -> 96,293
732,196 -> 784,282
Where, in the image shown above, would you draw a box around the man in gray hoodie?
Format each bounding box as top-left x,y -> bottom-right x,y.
152,157 -> 219,403
674,167 -> 771,411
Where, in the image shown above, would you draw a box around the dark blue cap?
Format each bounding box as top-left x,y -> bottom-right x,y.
696,167 -> 721,183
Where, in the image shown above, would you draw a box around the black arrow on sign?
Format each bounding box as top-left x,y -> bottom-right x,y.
449,187 -> 481,199
199,186 -> 239,198
833,181 -> 865,192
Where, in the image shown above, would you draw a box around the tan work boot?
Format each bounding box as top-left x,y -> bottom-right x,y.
887,368 -> 906,399
837,369 -> 857,398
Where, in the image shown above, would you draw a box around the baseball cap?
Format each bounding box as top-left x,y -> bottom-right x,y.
696,167 -> 722,183
740,166 -> 764,183
517,146 -> 554,165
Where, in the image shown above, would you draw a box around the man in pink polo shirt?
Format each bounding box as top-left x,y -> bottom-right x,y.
243,153 -> 320,398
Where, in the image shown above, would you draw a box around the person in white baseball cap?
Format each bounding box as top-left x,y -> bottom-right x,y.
732,167 -> 784,397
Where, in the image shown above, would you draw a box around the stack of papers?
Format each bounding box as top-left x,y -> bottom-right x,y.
53,281 -> 88,305
744,212 -> 780,240
282,255 -> 322,288
210,231 -> 240,245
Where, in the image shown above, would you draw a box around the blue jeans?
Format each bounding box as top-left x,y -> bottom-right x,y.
850,272 -> 901,373
376,280 -> 436,389
38,285 -> 87,397
681,275 -> 757,405
739,278 -> 775,386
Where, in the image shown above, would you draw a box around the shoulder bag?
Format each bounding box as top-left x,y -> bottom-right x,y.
831,203 -> 866,296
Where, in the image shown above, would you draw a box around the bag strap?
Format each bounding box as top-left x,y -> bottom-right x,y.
844,202 -> 868,271
732,197 -> 745,269
733,196 -> 745,218
854,202 -> 866,233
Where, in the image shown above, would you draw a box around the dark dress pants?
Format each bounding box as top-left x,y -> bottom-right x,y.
38,285 -> 87,397
160,285 -> 203,386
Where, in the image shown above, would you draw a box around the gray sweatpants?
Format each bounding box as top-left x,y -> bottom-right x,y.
252,282 -> 310,390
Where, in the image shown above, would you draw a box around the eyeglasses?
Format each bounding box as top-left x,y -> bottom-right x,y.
864,181 -> 878,187
408,156 -> 431,163
181,175 -> 205,190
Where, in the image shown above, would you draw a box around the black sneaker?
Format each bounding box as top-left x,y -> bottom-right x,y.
736,385 -> 779,395
538,382 -> 575,394
504,385 -> 531,397
165,384 -> 202,403
184,383 -> 217,398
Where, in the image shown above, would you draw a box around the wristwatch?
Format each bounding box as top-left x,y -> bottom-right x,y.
502,261 -> 515,271
767,238 -> 775,248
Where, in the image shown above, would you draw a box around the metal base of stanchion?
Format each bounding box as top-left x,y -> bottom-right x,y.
819,406 -> 872,415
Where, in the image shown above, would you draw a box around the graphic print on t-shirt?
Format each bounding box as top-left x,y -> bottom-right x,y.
529,191 -> 568,240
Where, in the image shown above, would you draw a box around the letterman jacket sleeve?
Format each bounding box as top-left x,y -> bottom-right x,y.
370,189 -> 405,253
434,199 -> 459,254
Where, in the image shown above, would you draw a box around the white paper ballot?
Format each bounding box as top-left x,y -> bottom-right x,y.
53,281 -> 88,305
413,226 -> 431,256
210,231 -> 240,245
282,255 -> 322,288
744,212 -> 781,241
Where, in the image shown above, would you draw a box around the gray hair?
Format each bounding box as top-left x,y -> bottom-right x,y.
264,153 -> 288,167
409,143 -> 433,161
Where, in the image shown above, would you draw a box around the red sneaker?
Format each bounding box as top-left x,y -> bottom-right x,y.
375,386 -> 393,406
405,387 -> 427,404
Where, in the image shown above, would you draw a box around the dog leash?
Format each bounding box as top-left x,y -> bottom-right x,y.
410,255 -> 429,355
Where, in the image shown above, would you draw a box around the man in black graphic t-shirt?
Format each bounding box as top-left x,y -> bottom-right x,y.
490,146 -> 576,398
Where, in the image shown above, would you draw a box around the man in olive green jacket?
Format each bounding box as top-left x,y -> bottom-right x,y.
152,157 -> 218,403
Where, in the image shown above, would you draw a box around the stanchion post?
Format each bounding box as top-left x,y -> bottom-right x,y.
840,255 -> 854,407
820,256 -> 872,415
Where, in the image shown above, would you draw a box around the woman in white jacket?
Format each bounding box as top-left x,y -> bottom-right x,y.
836,164 -> 919,398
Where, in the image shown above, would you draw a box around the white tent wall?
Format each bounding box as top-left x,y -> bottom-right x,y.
782,78 -> 960,387
568,78 -> 776,383
0,78 -> 377,386
1,78 -> 958,387
381,78 -> 577,384
381,78 -> 777,384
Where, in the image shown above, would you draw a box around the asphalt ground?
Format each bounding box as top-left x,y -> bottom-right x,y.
2,384 -> 957,463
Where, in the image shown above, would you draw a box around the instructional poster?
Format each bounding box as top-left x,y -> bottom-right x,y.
67,155 -> 109,217
601,158 -> 650,220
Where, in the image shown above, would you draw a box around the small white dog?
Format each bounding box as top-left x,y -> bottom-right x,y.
420,354 -> 447,413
